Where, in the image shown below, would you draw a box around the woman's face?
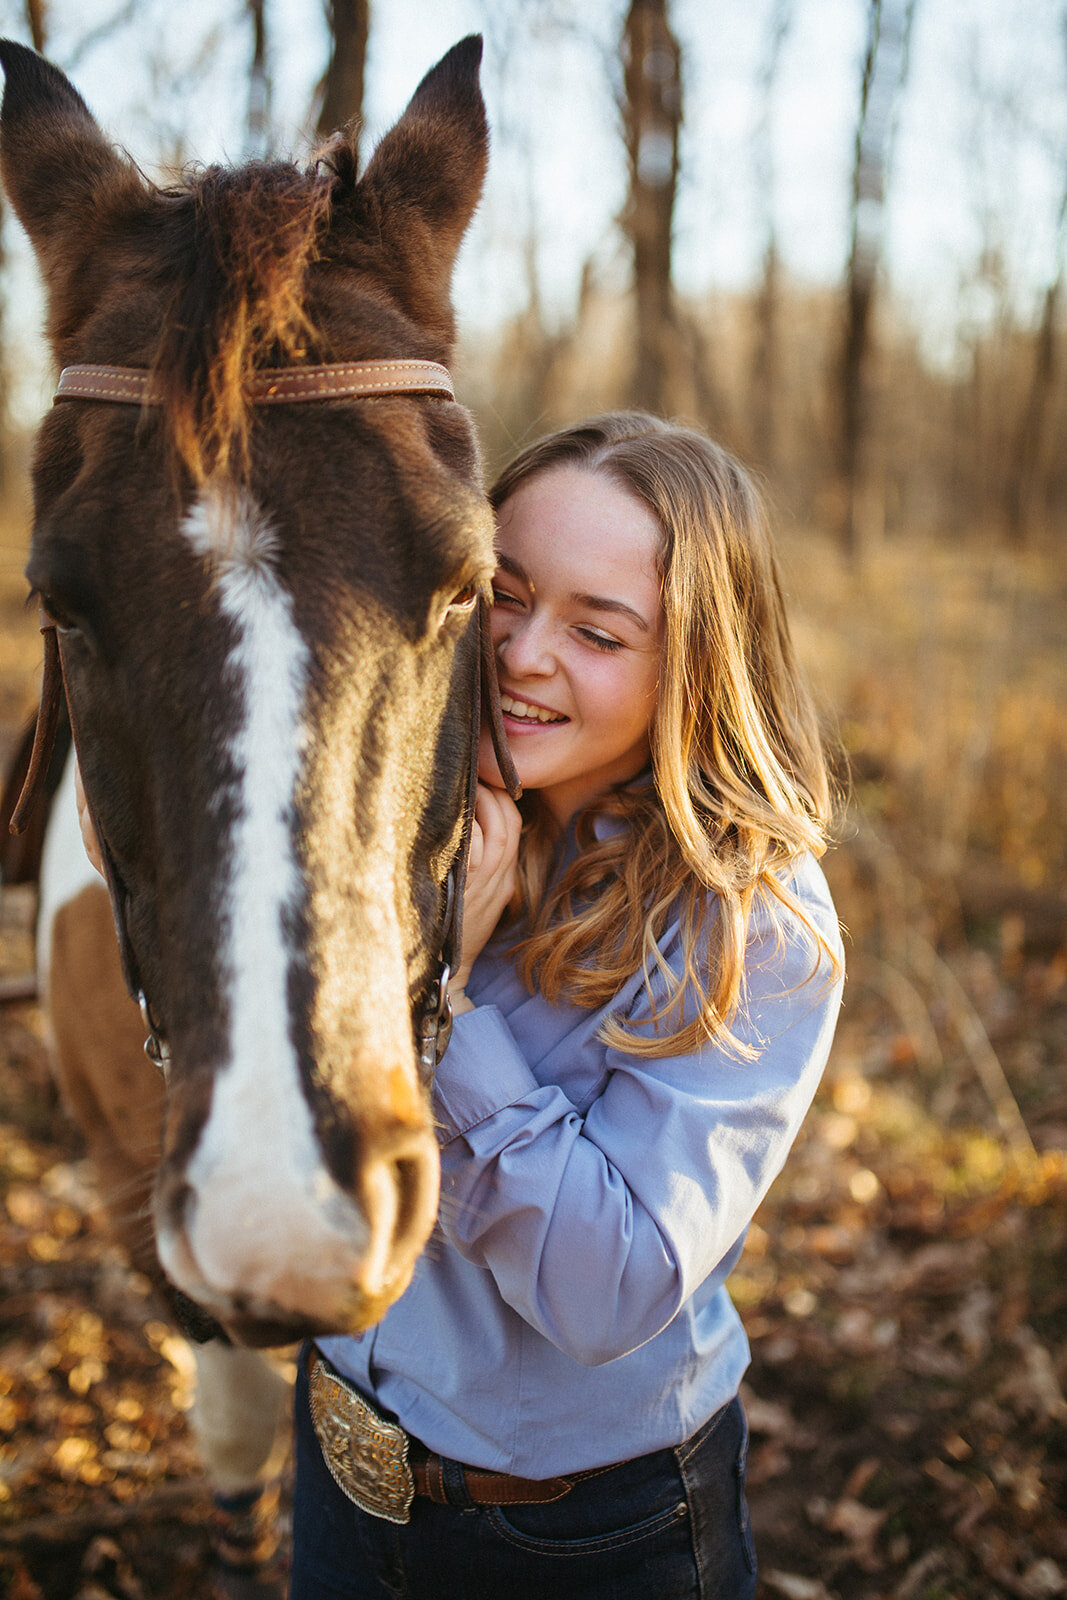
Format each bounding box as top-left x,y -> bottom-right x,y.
480,464 -> 663,827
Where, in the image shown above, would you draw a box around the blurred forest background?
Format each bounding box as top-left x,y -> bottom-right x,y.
0,2 -> 1064,1598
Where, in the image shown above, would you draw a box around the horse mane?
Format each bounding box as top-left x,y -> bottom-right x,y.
151,160 -> 335,481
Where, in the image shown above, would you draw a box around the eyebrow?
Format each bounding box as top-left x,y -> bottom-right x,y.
495,553 -> 652,633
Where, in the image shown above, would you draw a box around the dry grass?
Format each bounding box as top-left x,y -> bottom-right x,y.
775,519 -> 1065,1147
781,523 -> 1065,955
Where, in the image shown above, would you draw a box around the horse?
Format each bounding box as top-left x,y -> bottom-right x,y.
0,32 -> 518,1364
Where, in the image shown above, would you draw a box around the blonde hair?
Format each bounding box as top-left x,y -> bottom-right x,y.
490,412 -> 838,1057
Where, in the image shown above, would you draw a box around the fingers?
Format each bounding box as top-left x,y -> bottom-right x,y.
454,784 -> 522,989
473,784 -> 521,873
468,784 -> 521,913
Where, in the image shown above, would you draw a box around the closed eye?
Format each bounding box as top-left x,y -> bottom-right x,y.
577,627 -> 624,653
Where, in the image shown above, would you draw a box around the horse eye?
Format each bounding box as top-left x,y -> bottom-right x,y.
38,592 -> 79,634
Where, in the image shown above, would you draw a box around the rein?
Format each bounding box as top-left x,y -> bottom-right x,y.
12,356 -> 520,1080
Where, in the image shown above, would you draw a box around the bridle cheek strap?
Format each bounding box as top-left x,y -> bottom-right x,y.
12,615 -> 154,1048
417,596 -> 522,1074
480,593 -> 521,800
9,610 -> 62,838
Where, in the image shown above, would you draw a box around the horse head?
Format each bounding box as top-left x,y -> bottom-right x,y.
1,37 -> 503,1344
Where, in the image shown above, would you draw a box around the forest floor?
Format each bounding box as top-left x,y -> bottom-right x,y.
0,854 -> 1064,1599
0,521 -> 1064,1599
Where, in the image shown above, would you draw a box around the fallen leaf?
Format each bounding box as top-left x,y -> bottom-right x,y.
761,1571 -> 835,1600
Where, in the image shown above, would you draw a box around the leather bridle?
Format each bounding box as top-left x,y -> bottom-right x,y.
52,358 -> 457,407
11,357 -> 520,1080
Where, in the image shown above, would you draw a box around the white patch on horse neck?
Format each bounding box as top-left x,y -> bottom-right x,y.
37,751 -> 101,996
169,485 -> 368,1308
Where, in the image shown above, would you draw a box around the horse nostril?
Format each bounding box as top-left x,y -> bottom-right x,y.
359,1138 -> 439,1298
392,1156 -> 430,1248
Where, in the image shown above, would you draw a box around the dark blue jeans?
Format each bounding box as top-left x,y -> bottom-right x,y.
289,1356 -> 756,1599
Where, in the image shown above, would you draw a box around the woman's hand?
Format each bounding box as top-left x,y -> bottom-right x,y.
73,761 -> 105,878
449,783 -> 521,1013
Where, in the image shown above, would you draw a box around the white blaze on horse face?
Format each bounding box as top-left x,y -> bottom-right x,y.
162,485 -> 376,1322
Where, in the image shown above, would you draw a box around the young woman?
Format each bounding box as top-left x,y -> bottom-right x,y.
293,411 -> 844,1600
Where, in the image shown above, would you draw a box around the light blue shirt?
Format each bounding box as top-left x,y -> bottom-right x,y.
319,847 -> 843,1478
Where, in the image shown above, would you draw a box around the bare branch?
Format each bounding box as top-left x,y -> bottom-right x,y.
315,0 -> 368,146
620,0 -> 683,414
839,0 -> 919,562
246,0 -> 271,157
62,1 -> 140,72
24,0 -> 46,53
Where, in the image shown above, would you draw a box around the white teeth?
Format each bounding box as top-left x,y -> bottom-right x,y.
500,694 -> 565,724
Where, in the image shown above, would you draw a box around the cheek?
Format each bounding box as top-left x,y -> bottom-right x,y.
623,671 -> 659,746
586,659 -> 657,738
635,652 -> 662,716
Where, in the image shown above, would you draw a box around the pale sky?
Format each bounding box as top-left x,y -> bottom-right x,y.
3,0 -> 1066,411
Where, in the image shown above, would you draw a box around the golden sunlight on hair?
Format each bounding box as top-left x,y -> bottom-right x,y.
490,411 -> 841,1057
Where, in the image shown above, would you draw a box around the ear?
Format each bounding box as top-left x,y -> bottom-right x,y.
0,40 -> 146,339
327,36 -> 488,342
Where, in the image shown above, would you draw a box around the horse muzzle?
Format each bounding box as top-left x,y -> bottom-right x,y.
153,1120 -> 441,1345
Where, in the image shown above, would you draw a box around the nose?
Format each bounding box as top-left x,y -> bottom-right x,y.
155,1119 -> 441,1335
495,613 -> 555,678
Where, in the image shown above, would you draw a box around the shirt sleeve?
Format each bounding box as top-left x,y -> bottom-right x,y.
432,866 -> 844,1367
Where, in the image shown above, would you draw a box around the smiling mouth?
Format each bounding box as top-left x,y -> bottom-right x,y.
499,694 -> 568,725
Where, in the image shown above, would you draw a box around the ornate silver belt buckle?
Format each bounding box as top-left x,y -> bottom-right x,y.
308,1354 -> 415,1524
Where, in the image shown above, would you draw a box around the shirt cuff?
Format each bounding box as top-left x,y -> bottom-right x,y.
433,1004 -> 540,1143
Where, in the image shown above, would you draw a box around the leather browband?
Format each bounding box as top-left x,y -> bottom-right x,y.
53,359 -> 455,406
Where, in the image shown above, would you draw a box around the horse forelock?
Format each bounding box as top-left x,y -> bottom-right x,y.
151,161 -> 334,482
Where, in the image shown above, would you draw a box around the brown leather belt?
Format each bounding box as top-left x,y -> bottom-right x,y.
306,1349 -> 595,1524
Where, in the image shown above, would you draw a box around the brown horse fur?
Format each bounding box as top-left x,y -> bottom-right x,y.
0,37 -> 496,1345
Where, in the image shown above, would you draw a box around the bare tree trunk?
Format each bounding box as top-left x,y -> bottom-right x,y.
839,0 -> 917,562
246,0 -> 271,157
1005,210 -> 1065,545
750,0 -> 792,469
316,0 -> 369,147
620,0 -> 682,415
1004,16 -> 1067,546
0,184 -> 7,495
25,0 -> 46,51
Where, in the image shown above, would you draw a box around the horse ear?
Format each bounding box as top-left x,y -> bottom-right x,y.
331,36 -> 488,340
0,40 -> 145,337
